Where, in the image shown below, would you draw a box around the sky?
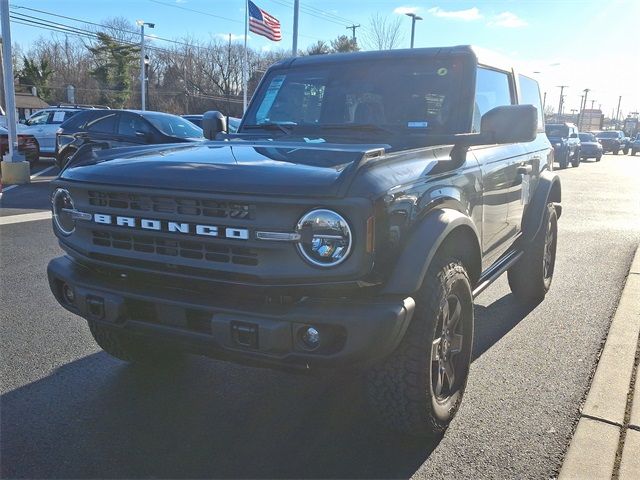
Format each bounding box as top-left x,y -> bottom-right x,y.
8,0 -> 640,118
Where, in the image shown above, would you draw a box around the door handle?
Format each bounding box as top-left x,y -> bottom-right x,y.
517,165 -> 532,174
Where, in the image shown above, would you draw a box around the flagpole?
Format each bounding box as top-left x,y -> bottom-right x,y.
243,0 -> 248,113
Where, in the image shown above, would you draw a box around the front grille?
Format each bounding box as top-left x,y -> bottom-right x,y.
92,230 -> 259,266
87,190 -> 254,220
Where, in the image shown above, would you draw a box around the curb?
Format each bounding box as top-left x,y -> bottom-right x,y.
559,245 -> 640,480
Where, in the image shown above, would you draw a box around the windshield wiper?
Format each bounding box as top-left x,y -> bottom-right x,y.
243,122 -> 296,135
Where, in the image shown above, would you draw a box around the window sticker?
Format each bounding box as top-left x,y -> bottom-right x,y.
437,67 -> 448,76
52,111 -> 66,122
256,75 -> 286,123
408,121 -> 429,128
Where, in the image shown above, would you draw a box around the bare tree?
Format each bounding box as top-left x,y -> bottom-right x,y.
306,41 -> 330,55
362,13 -> 405,51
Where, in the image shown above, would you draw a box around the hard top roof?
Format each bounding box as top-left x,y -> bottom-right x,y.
272,45 -> 514,72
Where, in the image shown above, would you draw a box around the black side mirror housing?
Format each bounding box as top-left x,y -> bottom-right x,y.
480,104 -> 538,144
569,133 -> 578,138
202,111 -> 227,140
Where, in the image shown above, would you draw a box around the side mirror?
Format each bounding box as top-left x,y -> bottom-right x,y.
480,104 -> 537,144
202,111 -> 227,140
19,119 -> 27,125
569,133 -> 578,138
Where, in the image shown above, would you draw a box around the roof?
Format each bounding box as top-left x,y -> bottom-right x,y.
277,45 -> 478,67
15,93 -> 49,110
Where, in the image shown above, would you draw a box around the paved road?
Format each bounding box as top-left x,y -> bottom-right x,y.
1,154 -> 639,479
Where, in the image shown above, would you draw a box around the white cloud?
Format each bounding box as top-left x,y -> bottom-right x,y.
393,6 -> 420,15
427,7 -> 483,21
216,33 -> 247,42
488,12 -> 527,28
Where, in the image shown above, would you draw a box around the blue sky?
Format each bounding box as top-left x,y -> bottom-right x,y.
9,0 -> 640,117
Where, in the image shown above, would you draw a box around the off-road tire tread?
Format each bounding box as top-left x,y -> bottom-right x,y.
366,260 -> 470,436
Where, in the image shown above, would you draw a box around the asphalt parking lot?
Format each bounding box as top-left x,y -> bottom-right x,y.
1,153 -> 639,479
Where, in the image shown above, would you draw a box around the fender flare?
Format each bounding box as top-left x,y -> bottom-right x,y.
522,170 -> 562,242
381,208 -> 481,296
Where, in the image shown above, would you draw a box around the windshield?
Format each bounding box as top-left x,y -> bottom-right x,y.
545,125 -> 568,137
143,113 -> 203,139
579,133 -> 595,142
243,58 -> 466,142
596,131 -> 618,139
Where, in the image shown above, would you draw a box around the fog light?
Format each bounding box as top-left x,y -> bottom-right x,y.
61,283 -> 75,305
301,326 -> 320,350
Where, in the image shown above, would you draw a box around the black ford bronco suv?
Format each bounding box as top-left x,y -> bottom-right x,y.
48,46 -> 561,436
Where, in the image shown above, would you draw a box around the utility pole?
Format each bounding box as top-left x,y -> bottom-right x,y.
1,0 -> 29,183
591,99 -> 596,110
292,0 -> 299,56
137,20 -> 155,111
346,24 -> 360,43
405,13 -> 423,48
577,94 -> 584,129
615,95 -> 622,128
556,85 -> 568,122
582,89 -> 590,113
542,91 -> 547,112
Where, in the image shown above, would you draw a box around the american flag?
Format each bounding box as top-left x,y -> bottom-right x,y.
248,1 -> 282,42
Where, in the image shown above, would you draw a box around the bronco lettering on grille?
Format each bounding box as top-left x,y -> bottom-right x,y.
91,213 -> 249,240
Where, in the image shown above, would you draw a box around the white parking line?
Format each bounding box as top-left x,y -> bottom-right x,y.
0,211 -> 52,226
2,165 -> 57,193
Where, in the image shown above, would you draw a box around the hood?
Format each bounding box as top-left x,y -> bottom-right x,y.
59,140 -> 389,197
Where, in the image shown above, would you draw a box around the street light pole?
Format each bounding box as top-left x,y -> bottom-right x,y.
556,85 -> 568,122
1,0 -> 29,184
405,13 -> 423,48
137,20 -> 155,111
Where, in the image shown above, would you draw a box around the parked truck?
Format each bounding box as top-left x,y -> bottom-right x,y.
578,109 -> 604,132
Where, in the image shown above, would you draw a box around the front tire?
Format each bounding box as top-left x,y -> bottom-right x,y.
366,259 -> 474,436
508,203 -> 558,304
596,155 -> 602,161
89,321 -> 183,364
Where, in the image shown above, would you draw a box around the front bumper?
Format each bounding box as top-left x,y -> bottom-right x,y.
48,256 -> 415,370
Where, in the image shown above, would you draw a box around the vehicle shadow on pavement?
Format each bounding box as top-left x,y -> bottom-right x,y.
1,292 -> 534,479
472,294 -> 539,361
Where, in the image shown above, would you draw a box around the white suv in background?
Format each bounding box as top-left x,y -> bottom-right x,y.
18,105 -> 106,157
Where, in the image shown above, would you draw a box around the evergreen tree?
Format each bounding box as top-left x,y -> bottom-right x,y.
88,33 -> 139,108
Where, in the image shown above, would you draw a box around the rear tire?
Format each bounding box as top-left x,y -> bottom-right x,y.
366,259 -> 474,437
89,321 -> 184,365
508,203 -> 558,304
632,149 -> 637,156
596,155 -> 602,161
613,148 -> 619,155
571,149 -> 580,167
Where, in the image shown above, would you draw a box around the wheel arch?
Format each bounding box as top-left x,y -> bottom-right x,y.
522,170 -> 561,241
381,208 -> 482,296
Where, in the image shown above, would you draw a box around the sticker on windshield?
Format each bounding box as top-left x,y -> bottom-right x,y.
437,67 -> 448,76
408,121 -> 429,128
255,74 -> 286,124
52,111 -> 66,122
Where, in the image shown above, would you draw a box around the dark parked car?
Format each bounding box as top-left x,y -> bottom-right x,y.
0,126 -> 40,164
630,134 -> 640,156
545,123 -> 581,168
56,110 -> 204,169
578,132 -> 603,161
48,46 -> 560,437
595,130 -> 625,154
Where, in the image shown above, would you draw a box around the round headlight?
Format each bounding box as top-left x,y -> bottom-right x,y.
296,209 -> 352,267
52,188 -> 76,235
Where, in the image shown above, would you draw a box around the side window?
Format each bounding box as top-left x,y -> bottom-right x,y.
472,67 -> 514,132
518,75 -> 544,132
86,112 -> 118,134
117,113 -> 151,137
26,111 -> 50,126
